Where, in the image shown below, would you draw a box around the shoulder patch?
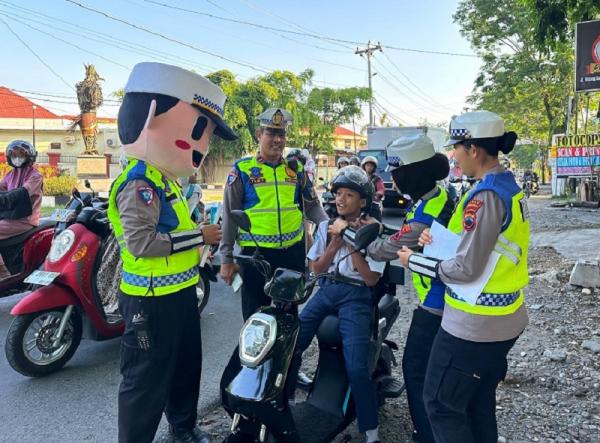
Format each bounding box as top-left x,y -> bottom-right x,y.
463,198 -> 483,232
227,169 -> 238,186
390,223 -> 412,241
137,186 -> 155,206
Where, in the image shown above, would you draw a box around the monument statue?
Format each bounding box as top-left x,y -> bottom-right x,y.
75,64 -> 104,155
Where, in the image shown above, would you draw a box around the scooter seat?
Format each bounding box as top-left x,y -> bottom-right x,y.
0,220 -> 55,248
316,294 -> 399,348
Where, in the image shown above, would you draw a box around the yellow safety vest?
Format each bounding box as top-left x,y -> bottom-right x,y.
445,172 -> 530,315
108,159 -> 199,296
406,186 -> 452,309
235,156 -> 304,248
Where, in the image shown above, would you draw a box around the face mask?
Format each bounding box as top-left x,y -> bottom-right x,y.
11,156 -> 26,167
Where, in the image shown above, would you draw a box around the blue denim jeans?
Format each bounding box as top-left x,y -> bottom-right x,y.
295,281 -> 378,432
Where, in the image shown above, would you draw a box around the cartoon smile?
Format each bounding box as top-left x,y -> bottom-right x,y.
192,150 -> 203,168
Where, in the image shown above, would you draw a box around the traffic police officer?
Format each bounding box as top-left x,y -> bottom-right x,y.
219,108 -> 327,320
398,111 -> 528,443
367,134 -> 453,443
108,62 -> 237,443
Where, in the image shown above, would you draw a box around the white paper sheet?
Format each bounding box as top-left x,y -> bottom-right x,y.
446,251 -> 501,305
423,221 -> 461,260
421,220 -> 500,306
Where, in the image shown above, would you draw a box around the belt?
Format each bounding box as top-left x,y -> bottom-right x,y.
122,266 -> 198,288
446,289 -> 521,307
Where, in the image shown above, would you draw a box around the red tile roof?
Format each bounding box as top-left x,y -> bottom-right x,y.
334,126 -> 361,137
0,86 -> 61,119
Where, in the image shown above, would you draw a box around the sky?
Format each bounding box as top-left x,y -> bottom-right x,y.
0,0 -> 482,128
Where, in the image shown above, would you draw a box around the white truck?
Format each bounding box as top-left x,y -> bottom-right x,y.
360,126 -> 447,210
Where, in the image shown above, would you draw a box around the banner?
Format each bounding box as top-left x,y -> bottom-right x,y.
552,134 -> 600,177
575,20 -> 600,92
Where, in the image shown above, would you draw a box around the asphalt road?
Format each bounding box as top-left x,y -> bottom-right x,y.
0,208 -> 406,443
0,280 -> 243,443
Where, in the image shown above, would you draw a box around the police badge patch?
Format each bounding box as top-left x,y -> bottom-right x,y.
463,198 -> 483,231
227,169 -> 238,186
137,186 -> 155,206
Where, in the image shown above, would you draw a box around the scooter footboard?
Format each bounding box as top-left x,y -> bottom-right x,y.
10,284 -> 78,315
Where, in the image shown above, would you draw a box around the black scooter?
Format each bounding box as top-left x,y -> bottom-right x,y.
220,210 -> 404,443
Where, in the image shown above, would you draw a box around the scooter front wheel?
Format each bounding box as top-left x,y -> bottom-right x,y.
197,268 -> 211,314
5,308 -> 82,377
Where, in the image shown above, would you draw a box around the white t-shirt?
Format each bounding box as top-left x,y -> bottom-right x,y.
308,220 -> 386,279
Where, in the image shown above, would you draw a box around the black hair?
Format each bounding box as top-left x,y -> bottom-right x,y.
465,131 -> 518,156
118,92 -> 179,145
391,153 -> 450,201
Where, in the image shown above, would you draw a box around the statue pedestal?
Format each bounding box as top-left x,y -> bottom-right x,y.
76,154 -> 107,178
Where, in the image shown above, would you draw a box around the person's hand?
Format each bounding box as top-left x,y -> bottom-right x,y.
201,224 -> 222,245
328,233 -> 344,250
220,262 -> 240,285
397,246 -> 414,267
328,218 -> 348,236
418,228 -> 432,248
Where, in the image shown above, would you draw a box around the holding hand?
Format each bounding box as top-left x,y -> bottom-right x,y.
220,262 -> 240,285
201,224 -> 222,245
397,246 -> 414,267
418,228 -> 432,248
328,218 -> 348,236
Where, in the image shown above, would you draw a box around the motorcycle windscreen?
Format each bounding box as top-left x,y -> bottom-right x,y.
266,268 -> 306,304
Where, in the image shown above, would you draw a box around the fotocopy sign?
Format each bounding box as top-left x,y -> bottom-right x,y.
552,134 -> 600,177
575,20 -> 600,92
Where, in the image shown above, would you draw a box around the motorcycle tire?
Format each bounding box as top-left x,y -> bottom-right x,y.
5,308 -> 82,377
197,267 -> 211,314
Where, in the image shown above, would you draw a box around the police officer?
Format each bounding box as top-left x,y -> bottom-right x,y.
367,134 -> 453,443
398,111 -> 528,443
219,108 -> 327,320
108,62 -> 237,443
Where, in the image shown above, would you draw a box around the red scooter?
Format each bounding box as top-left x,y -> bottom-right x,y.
0,219 -> 55,298
4,203 -> 124,377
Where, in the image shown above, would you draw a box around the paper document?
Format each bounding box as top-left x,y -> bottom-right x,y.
421,220 -> 500,305
423,221 -> 461,260
446,252 -> 501,305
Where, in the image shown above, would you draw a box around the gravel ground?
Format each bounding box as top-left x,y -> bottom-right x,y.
196,187 -> 600,443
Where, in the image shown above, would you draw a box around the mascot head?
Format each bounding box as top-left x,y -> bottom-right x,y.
118,62 -> 237,179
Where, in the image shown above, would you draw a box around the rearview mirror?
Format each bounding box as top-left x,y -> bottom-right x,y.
230,210 -> 251,232
84,179 -> 91,189
353,223 -> 380,251
318,177 -> 324,181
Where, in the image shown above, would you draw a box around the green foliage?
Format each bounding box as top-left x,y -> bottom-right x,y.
510,143 -> 540,169
44,176 -> 78,196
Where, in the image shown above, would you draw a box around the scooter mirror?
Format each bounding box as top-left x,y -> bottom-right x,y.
84,179 -> 91,189
353,223 -> 380,251
318,177 -> 324,181
230,210 -> 252,232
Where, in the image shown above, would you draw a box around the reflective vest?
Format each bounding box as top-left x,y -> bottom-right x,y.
235,156 -> 304,248
406,186 -> 453,310
446,172 -> 530,315
108,159 -> 199,296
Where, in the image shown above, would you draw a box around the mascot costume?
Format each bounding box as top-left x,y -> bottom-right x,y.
107,62 -> 236,443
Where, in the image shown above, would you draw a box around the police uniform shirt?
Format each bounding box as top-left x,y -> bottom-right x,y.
437,165 -> 529,343
309,219 -> 386,279
219,155 -> 327,264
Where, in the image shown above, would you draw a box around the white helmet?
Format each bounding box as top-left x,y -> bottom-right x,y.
337,156 -> 350,167
361,155 -> 378,169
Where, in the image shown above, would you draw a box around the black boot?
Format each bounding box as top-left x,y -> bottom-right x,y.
169,425 -> 212,443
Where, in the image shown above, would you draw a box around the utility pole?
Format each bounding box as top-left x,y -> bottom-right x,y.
355,41 -> 382,128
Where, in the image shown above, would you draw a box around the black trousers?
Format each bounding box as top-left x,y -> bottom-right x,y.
402,307 -> 442,443
423,328 -> 517,443
117,285 -> 202,443
239,241 -> 305,321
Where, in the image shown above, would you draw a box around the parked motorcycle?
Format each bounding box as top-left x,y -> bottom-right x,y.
318,178 -> 336,219
220,210 -> 404,443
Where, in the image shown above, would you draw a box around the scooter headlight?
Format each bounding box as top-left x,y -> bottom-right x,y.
239,313 -> 277,367
48,229 -> 76,262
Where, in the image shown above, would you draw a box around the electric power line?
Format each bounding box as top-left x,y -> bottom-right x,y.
383,44 -> 477,58
0,17 -> 74,91
65,0 -> 271,74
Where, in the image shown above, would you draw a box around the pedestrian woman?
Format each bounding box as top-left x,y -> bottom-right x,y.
398,111 -> 529,443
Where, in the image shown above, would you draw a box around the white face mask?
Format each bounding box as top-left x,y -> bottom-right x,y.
11,156 -> 26,167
